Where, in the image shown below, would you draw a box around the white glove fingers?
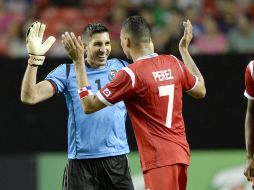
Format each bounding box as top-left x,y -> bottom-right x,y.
26,21 -> 37,37
42,36 -> 56,52
34,22 -> 41,37
30,22 -> 37,37
29,27 -> 35,38
26,26 -> 32,38
26,21 -> 53,56
38,23 -> 46,39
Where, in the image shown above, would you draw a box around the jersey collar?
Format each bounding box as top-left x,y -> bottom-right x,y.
85,59 -> 107,71
136,53 -> 158,61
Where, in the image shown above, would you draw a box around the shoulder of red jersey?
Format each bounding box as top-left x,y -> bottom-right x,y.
121,66 -> 136,88
244,60 -> 254,100
247,60 -> 254,79
167,54 -> 185,72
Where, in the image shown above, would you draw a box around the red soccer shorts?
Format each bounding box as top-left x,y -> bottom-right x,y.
143,164 -> 188,190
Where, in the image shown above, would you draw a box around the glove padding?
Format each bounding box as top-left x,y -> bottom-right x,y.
26,21 -> 56,66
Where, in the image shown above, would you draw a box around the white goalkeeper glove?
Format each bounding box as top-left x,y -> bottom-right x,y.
26,21 -> 56,66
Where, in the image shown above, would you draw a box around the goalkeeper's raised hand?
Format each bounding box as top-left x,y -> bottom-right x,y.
26,21 -> 56,66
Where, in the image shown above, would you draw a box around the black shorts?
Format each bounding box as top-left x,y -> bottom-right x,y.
62,154 -> 134,190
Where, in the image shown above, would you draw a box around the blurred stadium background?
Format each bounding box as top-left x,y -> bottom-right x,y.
1,0 -> 254,189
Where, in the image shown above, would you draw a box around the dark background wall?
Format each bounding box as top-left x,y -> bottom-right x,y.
0,54 -> 252,152
0,154 -> 36,190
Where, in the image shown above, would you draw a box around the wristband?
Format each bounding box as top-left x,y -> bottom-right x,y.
28,54 -> 45,66
78,86 -> 93,99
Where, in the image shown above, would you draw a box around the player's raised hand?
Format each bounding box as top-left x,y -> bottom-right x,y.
26,21 -> 56,66
61,32 -> 84,63
244,158 -> 254,188
244,158 -> 254,180
179,20 -> 193,51
26,22 -> 56,56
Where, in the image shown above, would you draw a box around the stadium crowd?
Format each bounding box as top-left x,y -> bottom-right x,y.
1,0 -> 254,58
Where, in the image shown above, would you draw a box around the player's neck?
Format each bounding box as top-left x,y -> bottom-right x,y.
85,59 -> 105,69
131,43 -> 154,62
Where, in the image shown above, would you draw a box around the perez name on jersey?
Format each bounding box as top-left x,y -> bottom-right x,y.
152,69 -> 174,82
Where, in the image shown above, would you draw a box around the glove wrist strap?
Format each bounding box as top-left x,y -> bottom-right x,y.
28,54 -> 45,66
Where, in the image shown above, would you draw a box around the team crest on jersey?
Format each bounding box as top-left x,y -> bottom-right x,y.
108,69 -> 117,81
102,88 -> 111,97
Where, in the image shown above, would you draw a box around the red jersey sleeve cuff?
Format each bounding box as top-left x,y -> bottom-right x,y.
186,76 -> 198,92
96,91 -> 114,106
244,90 -> 254,100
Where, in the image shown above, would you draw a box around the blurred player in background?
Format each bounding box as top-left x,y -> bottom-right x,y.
62,16 -> 206,190
21,21 -> 134,190
244,60 -> 254,189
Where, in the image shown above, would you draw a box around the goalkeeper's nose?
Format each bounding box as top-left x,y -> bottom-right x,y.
99,45 -> 108,53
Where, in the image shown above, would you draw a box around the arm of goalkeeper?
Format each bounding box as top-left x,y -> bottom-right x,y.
26,21 -> 56,66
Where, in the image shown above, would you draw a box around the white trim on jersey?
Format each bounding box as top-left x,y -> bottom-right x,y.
96,91 -> 113,106
249,61 -> 254,78
244,90 -> 254,100
186,76 -> 198,92
170,54 -> 184,72
136,53 -> 158,61
122,67 -> 135,88
170,54 -> 198,92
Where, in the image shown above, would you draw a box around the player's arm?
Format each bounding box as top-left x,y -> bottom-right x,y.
61,32 -> 106,114
244,64 -> 254,183
21,22 -> 56,104
244,99 -> 254,182
179,20 -> 206,99
21,67 -> 55,104
75,60 -> 106,114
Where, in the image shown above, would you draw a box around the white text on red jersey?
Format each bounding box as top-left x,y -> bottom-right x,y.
152,69 -> 174,81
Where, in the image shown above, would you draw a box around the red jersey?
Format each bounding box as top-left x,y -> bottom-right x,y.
97,53 -> 197,171
245,61 -> 254,100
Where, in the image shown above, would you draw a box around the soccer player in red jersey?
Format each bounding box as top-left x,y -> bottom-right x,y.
244,61 -> 254,188
62,16 -> 206,190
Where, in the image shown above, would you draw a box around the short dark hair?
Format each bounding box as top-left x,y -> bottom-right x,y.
122,16 -> 151,45
83,23 -> 109,42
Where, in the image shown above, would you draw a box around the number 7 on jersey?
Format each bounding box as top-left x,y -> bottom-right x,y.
158,84 -> 175,128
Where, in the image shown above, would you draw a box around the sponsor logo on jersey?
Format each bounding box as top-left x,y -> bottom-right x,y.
108,69 -> 117,81
102,88 -> 112,97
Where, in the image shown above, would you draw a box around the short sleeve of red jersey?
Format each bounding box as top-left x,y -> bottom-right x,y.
172,56 -> 197,91
244,61 -> 254,100
96,67 -> 135,106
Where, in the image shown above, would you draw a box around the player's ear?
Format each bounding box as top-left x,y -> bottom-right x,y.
126,37 -> 131,48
